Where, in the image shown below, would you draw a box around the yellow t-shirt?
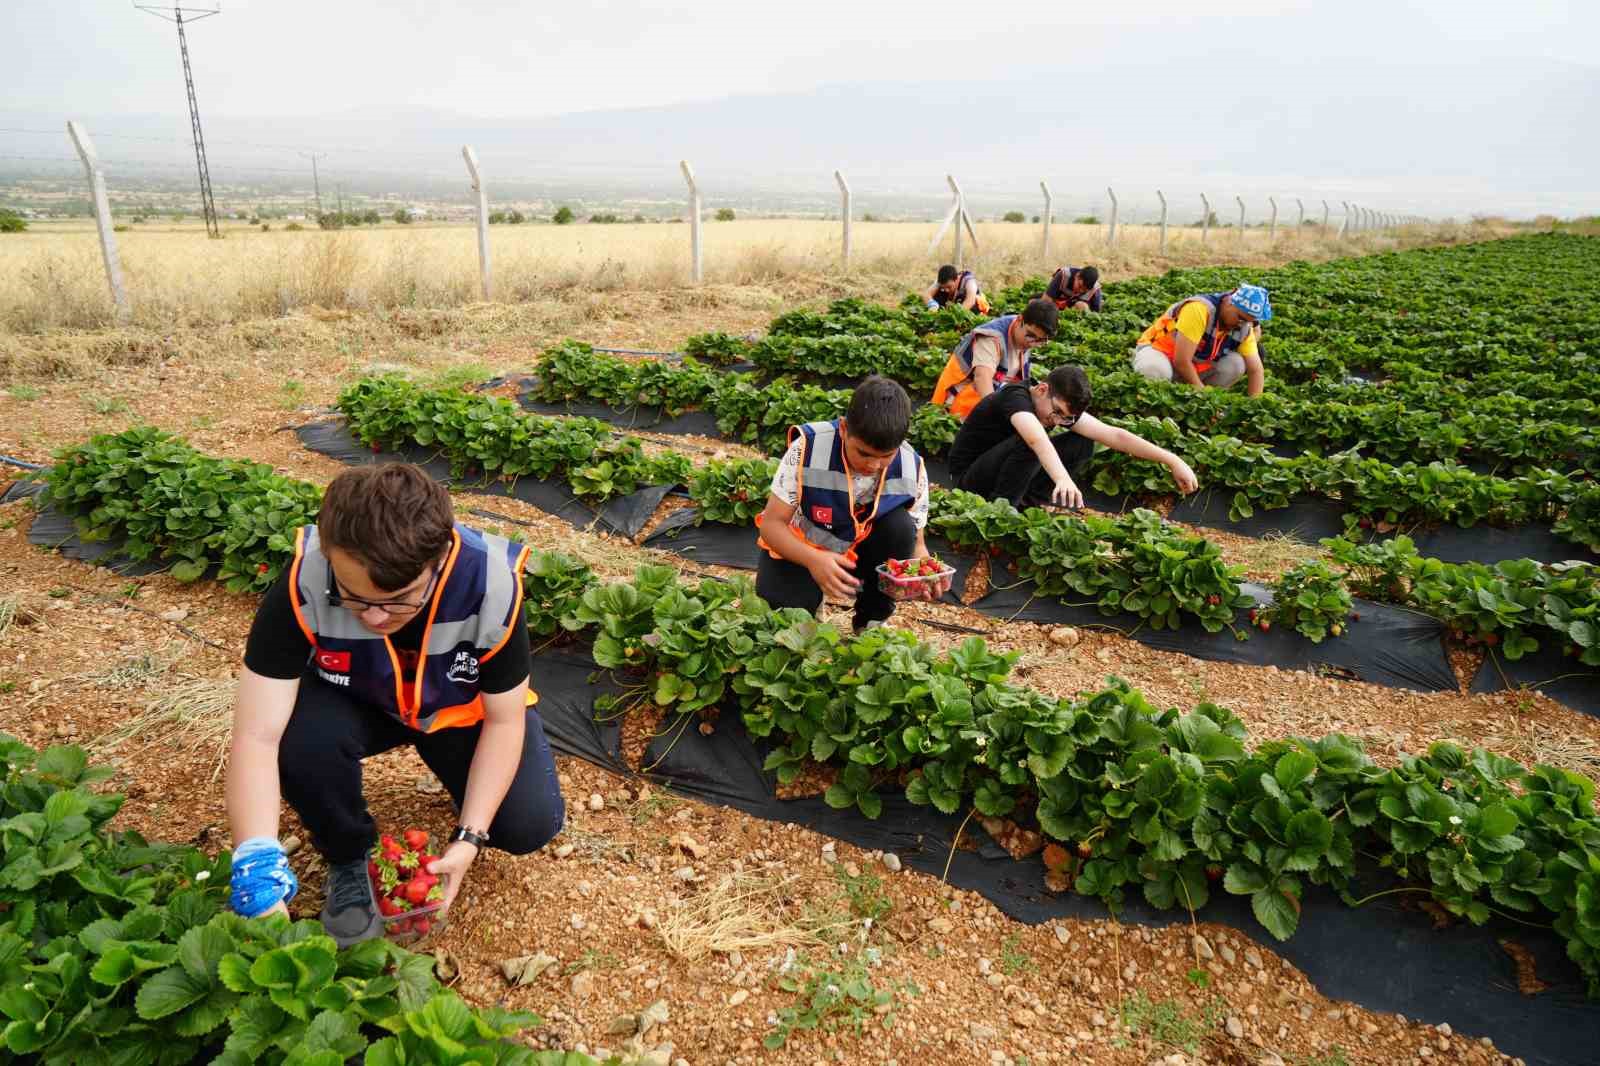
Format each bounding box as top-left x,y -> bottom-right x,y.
1175,301 -> 1259,357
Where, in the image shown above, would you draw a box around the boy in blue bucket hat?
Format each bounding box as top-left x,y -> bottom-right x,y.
1132,284 -> 1273,396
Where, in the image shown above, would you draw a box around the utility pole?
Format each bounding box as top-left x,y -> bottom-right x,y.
135,3 -> 222,238
301,151 -> 327,218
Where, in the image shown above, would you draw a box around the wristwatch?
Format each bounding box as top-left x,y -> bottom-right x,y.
449,825 -> 490,850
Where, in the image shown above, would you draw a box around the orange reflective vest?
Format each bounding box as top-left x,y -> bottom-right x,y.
930,315 -> 1028,421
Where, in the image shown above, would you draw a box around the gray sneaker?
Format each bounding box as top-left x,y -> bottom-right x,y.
320,857 -> 382,947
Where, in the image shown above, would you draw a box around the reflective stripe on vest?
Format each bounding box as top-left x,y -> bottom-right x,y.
937,315 -> 1030,403
290,523 -> 531,732
1136,292 -> 1250,374
788,420 -> 920,556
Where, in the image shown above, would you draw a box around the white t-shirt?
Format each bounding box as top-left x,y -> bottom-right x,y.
770,437 -> 929,531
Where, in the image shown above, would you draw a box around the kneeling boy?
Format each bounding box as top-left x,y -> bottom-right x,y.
756,376 -> 949,630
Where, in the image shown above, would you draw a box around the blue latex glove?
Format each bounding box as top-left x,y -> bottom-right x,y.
926,300 -> 940,311
229,836 -> 300,917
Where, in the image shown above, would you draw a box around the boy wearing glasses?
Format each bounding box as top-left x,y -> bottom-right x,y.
225,464 -> 564,945
948,365 -> 1199,509
930,297 -> 1061,422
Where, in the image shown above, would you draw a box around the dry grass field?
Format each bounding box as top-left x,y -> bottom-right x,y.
0,216 -> 1497,337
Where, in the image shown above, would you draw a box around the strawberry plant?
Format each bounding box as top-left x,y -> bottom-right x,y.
1255,562 -> 1355,642
521,549 -> 598,640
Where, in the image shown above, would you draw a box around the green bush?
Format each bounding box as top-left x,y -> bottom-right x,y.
552,206 -> 575,225
715,207 -> 736,222
1003,211 -> 1026,223
0,209 -> 27,233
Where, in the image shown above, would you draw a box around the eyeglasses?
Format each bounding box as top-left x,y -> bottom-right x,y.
1021,328 -> 1049,345
327,564 -> 443,618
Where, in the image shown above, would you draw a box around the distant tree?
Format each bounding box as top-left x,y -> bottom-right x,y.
393,207 -> 412,224
260,222 -> 272,232
553,206 -> 575,225
589,212 -> 620,224
488,210 -> 507,225
1073,215 -> 1099,225
317,211 -> 343,230
285,222 -> 304,232
631,213 -> 646,223
0,210 -> 27,234
361,209 -> 381,225
862,212 -> 879,222
715,207 -> 736,221
1195,211 -> 1219,228
506,209 -> 525,224
1002,210 -> 1026,223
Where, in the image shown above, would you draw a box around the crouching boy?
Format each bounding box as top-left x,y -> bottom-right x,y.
756,375 -> 950,631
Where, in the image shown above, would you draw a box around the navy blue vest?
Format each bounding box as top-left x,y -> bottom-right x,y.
786,420 -> 921,556
290,523 -> 530,732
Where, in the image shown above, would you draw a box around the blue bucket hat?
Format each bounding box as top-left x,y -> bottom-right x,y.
1230,284 -> 1272,322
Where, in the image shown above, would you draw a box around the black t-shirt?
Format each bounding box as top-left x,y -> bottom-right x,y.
243,574 -> 531,694
947,385 -> 1038,477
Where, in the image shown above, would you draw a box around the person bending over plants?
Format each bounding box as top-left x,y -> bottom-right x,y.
225,464 -> 565,946
947,365 -> 1200,509
930,297 -> 1060,421
1045,263 -> 1103,312
756,375 -> 950,632
1131,284 -> 1272,396
923,263 -> 991,313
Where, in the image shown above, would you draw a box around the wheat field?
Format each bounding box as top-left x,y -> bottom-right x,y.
0,217 -> 1482,336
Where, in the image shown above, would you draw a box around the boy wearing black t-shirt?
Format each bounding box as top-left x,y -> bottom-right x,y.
947,365 -> 1199,508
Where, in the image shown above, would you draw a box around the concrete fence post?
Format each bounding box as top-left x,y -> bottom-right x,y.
1156,189 -> 1169,254
1200,193 -> 1211,245
834,170 -> 851,271
1235,195 -> 1246,242
1106,186 -> 1119,247
1040,180 -> 1052,262
461,145 -> 491,301
1268,196 -> 1278,242
680,160 -> 702,284
67,121 -> 130,323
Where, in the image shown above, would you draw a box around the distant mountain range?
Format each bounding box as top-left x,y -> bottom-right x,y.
5,51 -> 1596,218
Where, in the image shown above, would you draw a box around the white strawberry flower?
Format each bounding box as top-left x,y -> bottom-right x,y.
195,870 -> 211,881
1448,815 -> 1463,826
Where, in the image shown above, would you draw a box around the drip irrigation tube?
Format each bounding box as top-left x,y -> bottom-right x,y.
1,454 -> 45,470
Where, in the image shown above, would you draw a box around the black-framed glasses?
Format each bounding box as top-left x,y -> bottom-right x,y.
327,564 -> 443,618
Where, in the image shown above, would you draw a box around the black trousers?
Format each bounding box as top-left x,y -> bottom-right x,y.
756,505 -> 918,628
278,673 -> 566,865
953,431 -> 1095,507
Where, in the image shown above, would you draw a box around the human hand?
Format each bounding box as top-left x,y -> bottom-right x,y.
1051,477 -> 1084,509
926,300 -> 940,311
809,552 -> 861,602
258,900 -> 290,920
1169,459 -> 1199,494
426,839 -> 480,912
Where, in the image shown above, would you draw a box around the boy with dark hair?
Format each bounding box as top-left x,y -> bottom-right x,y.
930,297 -> 1059,421
924,263 -> 990,312
226,464 -> 565,945
948,365 -> 1200,508
1045,264 -> 1103,312
756,375 -> 948,630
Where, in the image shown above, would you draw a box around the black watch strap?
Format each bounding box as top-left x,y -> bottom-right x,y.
450,825 -> 490,850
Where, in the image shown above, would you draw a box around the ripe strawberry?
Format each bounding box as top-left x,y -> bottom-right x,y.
411,916 -> 432,935
404,828 -> 429,851
1205,865 -> 1223,882
403,878 -> 431,905
377,897 -> 403,917
1483,632 -> 1500,646
392,917 -> 412,933
258,563 -> 270,574
367,860 -> 380,879
1258,619 -> 1272,632
1207,595 -> 1220,606
1076,841 -> 1092,858
380,834 -> 399,851
1357,516 -> 1373,529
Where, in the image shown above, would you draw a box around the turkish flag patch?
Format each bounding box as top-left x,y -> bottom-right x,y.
811,505 -> 833,525
315,649 -> 351,672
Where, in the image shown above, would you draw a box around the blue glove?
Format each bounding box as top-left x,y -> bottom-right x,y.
229,837 -> 300,917
926,300 -> 940,311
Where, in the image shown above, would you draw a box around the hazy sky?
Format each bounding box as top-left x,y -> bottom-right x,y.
5,1 -> 1598,216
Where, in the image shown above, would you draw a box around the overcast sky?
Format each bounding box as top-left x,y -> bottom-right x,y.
5,1 -> 1597,216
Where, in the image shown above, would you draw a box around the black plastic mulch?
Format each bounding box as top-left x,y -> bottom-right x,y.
531,642 -> 1597,1066
1470,645 -> 1600,719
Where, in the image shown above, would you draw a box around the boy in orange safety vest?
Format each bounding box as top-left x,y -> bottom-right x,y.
930,298 -> 1059,422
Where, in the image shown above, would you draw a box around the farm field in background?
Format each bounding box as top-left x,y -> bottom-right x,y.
1,231 -> 1597,1066
0,215 -> 1502,334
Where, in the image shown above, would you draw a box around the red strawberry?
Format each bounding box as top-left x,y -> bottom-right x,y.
380,834 -> 399,851
1258,620 -> 1272,632
404,828 -> 429,851
1482,632 -> 1500,646
404,878 -> 431,905
411,916 -> 431,935
392,917 -> 412,933
258,563 -> 270,574
1076,841 -> 1092,858
1207,595 -> 1220,606
377,897 -> 403,917
1205,865 -> 1223,882
421,856 -> 439,874
367,860 -> 380,879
